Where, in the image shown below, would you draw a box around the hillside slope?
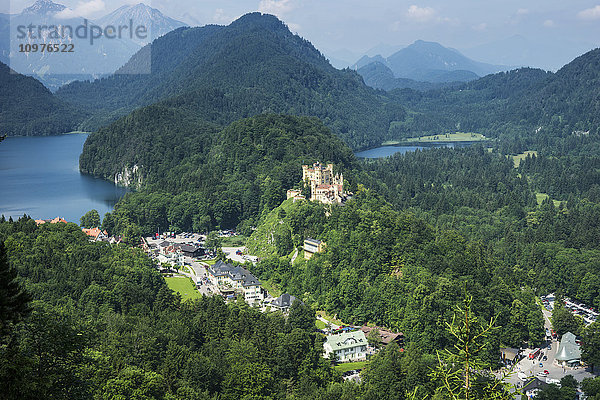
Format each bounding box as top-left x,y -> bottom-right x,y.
0,62 -> 84,135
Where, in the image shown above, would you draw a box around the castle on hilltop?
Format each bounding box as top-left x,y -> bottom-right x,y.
287,162 -> 349,204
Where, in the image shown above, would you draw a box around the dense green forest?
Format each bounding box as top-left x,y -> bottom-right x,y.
56,13 -> 403,150
0,62 -> 84,136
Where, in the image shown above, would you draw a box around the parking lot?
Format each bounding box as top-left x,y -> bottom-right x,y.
502,301 -> 597,395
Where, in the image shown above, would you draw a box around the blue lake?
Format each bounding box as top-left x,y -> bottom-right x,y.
355,142 -> 473,158
0,133 -> 128,223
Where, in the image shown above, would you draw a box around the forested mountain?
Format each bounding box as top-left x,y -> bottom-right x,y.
0,62 -> 84,135
57,13 -> 404,149
84,114 -> 357,234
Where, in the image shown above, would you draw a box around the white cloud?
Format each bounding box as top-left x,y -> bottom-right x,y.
543,19 -> 555,27
472,22 -> 487,31
578,5 -> 600,20
516,8 -> 529,15
258,0 -> 294,17
56,0 -> 105,19
213,8 -> 229,23
406,5 -> 436,22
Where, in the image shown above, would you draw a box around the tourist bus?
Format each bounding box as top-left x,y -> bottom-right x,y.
528,348 -> 541,359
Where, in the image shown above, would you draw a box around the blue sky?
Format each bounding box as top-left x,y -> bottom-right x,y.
5,0 -> 600,69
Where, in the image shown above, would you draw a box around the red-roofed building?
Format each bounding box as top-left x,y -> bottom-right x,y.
35,217 -> 67,225
82,227 -> 109,241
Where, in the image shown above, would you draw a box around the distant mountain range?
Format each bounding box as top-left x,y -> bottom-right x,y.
353,40 -> 512,89
4,11 -> 600,153
1,0 -> 186,90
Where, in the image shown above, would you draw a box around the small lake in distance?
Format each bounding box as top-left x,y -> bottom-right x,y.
355,142 -> 474,158
0,133 -> 128,223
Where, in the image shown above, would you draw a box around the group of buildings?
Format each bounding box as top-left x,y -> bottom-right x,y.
145,239 -> 205,268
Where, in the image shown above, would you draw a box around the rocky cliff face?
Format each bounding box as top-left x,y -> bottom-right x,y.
114,164 -> 143,188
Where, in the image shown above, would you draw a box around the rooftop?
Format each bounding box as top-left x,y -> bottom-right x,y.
325,330 -> 367,352
208,260 -> 261,287
556,331 -> 581,361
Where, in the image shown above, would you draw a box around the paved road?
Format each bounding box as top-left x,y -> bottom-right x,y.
317,315 -> 340,331
222,246 -> 251,264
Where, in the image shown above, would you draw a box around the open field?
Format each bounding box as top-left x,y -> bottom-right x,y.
220,235 -> 247,247
383,132 -> 488,145
536,192 -> 565,207
512,150 -> 538,168
315,319 -> 327,330
334,361 -> 369,373
165,276 -> 202,301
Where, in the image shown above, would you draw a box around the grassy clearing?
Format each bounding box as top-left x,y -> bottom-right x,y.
536,192 -> 549,205
203,259 -> 218,265
261,280 -> 282,298
317,311 -> 345,326
165,276 -> 201,301
383,132 -> 487,145
220,235 -> 247,247
512,150 -> 538,168
536,192 -> 565,207
334,361 -> 369,373
315,319 -> 327,330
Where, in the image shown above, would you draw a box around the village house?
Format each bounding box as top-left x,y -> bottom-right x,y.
323,330 -> 368,362
207,261 -> 264,304
555,331 -> 582,367
270,293 -> 299,312
304,238 -> 325,259
82,227 -> 109,241
359,326 -> 404,347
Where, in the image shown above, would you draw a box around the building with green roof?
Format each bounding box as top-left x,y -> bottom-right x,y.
323,330 -> 367,362
555,331 -> 581,367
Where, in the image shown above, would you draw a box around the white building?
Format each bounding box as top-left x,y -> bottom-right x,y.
323,331 -> 368,362
207,260 -> 264,304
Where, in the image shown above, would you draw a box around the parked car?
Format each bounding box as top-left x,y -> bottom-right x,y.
542,356 -> 548,361
547,344 -> 551,350
539,362 -> 543,368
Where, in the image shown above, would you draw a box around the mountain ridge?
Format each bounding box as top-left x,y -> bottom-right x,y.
353,40 -> 511,85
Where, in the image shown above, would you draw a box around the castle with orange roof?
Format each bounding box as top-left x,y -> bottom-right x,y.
301,162 -> 349,204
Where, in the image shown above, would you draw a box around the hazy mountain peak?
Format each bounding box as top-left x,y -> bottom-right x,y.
21,0 -> 66,15
96,3 -> 186,45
